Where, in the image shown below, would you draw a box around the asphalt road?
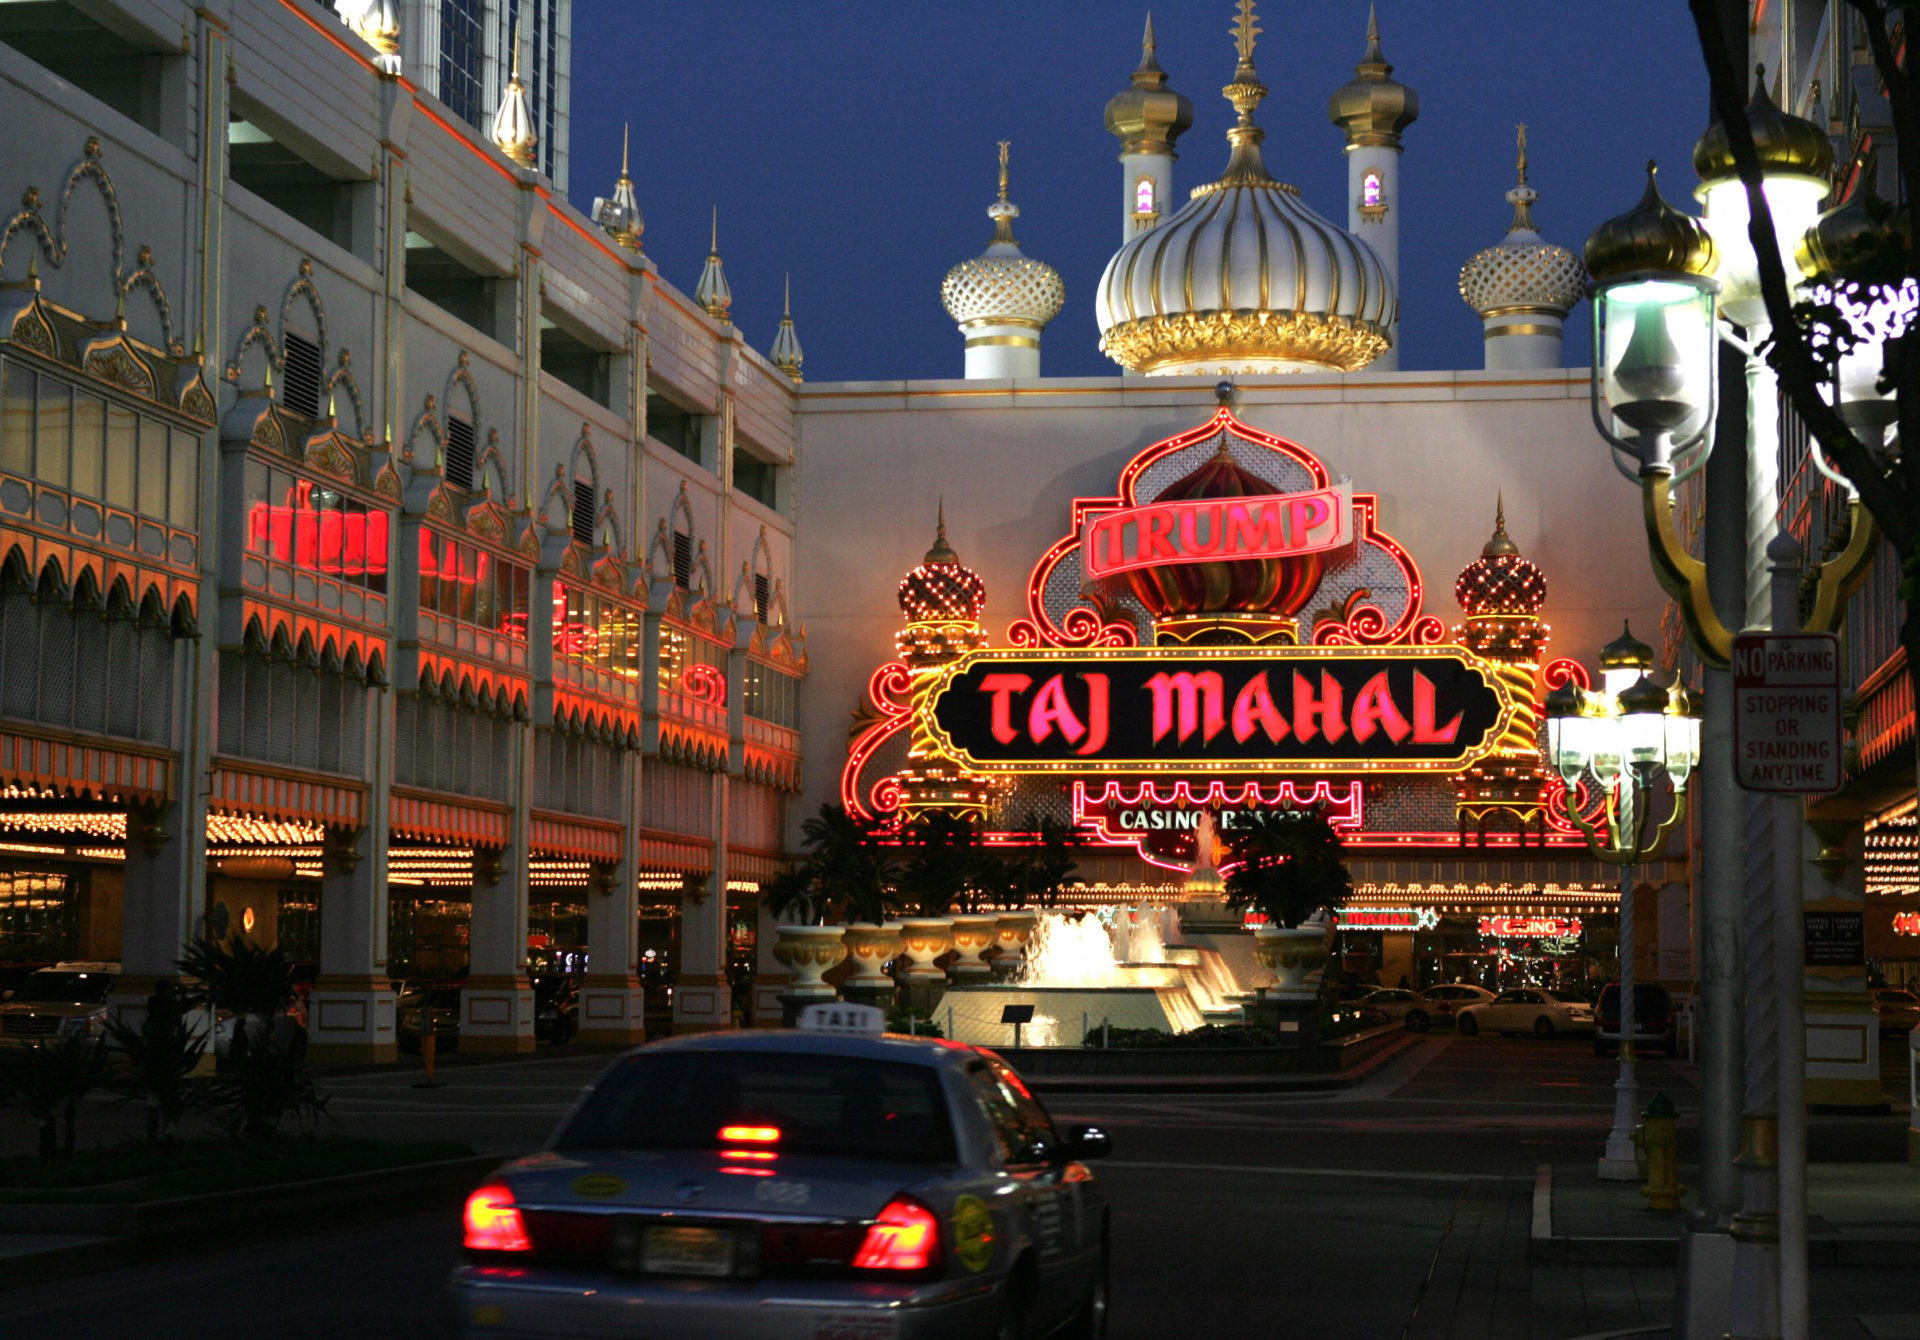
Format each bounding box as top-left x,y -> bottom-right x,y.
4,1034 -> 1908,1340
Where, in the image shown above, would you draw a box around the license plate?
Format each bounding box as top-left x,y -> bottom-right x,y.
639,1224 -> 734,1277
810,1313 -> 900,1340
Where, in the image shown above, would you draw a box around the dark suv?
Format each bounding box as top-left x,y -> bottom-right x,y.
1594,982 -> 1677,1057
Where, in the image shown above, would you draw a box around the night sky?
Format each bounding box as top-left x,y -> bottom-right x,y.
567,3 -> 1708,383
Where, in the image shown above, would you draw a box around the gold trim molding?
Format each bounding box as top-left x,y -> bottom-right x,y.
1099,309 -> 1389,375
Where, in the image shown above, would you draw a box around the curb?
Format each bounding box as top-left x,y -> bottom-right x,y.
0,1153 -> 499,1288
1025,1030 -> 1420,1096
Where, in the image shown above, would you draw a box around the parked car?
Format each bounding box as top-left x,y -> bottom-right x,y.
1870,987 -> 1920,1034
1594,983 -> 1678,1057
449,1014 -> 1113,1339
0,962 -> 117,1042
1403,983 -> 1495,1032
1355,987 -> 1422,1026
398,985 -> 463,1054
533,974 -> 579,1045
1455,989 -> 1596,1039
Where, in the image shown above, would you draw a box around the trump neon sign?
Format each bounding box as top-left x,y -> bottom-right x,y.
1080,482 -> 1354,581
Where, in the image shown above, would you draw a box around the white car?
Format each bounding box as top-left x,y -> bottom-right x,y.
1455,988 -> 1596,1039
1403,983 -> 1496,1032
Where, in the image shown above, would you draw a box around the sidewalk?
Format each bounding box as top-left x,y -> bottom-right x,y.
1537,1161 -> 1920,1339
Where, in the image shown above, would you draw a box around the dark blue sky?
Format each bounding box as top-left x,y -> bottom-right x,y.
568,3 -> 1708,382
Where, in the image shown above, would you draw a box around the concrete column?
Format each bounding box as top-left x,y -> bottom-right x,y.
578,748 -> 645,1044
752,898 -> 793,1027
1802,806 -> 1881,1108
307,821 -> 397,1063
110,802 -> 201,1026
672,776 -> 732,1031
1120,151 -> 1173,241
464,836 -> 534,1052
961,322 -> 1041,379
1347,143 -> 1401,369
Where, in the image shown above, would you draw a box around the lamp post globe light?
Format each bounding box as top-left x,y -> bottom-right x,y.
1545,628 -> 1700,1182
1583,66 -> 1883,1340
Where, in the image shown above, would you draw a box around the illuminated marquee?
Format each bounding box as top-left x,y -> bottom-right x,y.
1335,907 -> 1440,931
1479,915 -> 1583,939
921,645 -> 1514,776
1080,482 -> 1354,581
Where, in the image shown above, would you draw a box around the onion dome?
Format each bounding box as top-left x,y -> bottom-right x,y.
695,208 -> 732,322
1455,495 -> 1548,616
1326,5 -> 1419,150
491,23 -> 537,168
1459,127 -> 1585,319
592,124 -> 644,251
1105,13 -> 1195,157
1096,1 -> 1394,375
1123,438 -> 1324,621
1693,66 -> 1833,188
898,506 -> 987,624
1599,621 -> 1654,673
1796,172 -> 1909,281
940,143 -> 1066,333
770,275 -> 803,383
1583,162 -> 1717,283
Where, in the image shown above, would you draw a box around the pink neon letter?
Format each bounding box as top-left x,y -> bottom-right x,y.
1027,674 -> 1086,746
1077,674 -> 1110,756
1411,671 -> 1462,743
1231,672 -> 1290,744
1349,671 -> 1412,744
978,673 -> 1032,745
1292,670 -> 1346,744
1146,671 -> 1226,744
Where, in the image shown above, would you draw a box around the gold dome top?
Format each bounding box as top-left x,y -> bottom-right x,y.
1095,0 -> 1393,376
1326,5 -> 1419,149
1582,162 -> 1717,283
1693,67 -> 1833,187
1599,620 -> 1654,671
695,208 -> 732,321
941,142 -> 1066,330
1796,173 -> 1909,280
1105,14 -> 1195,158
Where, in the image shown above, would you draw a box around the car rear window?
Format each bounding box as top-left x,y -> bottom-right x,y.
554,1051 -> 958,1165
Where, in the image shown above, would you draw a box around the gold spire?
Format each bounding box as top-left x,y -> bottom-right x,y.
1327,3 -> 1419,148
770,273 -> 803,383
1106,10 -> 1193,157
594,122 -> 644,250
1483,492 -> 1519,557
695,207 -> 732,320
924,501 -> 960,565
1140,12 -> 1160,74
1217,0 -> 1274,187
490,19 -> 538,168
987,141 -> 1021,246
1507,123 -> 1538,233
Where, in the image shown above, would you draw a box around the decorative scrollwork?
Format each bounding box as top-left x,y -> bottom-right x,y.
682,662 -> 726,708
1541,657 -> 1591,692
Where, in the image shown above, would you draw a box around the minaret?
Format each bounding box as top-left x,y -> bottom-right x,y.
491,21 -> 537,168
695,208 -> 732,322
770,275 -> 803,383
939,142 -> 1065,379
1327,6 -> 1418,369
1103,13 -> 1194,243
1458,126 -> 1586,370
895,506 -> 991,822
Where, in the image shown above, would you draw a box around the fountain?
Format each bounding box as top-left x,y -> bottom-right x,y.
938,907 -> 1260,1047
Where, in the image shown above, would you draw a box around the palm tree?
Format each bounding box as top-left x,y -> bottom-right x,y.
103,1006 -> 208,1146
898,812 -> 983,917
787,803 -> 899,924
1223,809 -> 1353,929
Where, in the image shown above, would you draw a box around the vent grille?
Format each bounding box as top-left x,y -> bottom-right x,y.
672,531 -> 692,589
445,416 -> 476,490
571,479 -> 596,547
282,332 -> 323,420
754,574 -> 770,624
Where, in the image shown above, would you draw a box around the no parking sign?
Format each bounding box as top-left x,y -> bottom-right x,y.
1732,632 -> 1842,794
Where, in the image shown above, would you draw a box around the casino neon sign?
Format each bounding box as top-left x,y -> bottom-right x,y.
1335,907 -> 1440,931
920,645 -> 1516,776
1480,915 -> 1583,940
1081,482 -> 1354,581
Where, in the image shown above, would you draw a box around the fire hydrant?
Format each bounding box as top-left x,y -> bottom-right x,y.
1639,1091 -> 1685,1212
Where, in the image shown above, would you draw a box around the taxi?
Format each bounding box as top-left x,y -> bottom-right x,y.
449,1003 -> 1113,1339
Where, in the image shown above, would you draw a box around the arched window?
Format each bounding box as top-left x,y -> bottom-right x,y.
1134,177 -> 1156,217
1361,170 -> 1384,210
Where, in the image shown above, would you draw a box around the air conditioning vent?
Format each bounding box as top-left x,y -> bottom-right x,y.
673,531 -> 692,589
754,574 -> 770,624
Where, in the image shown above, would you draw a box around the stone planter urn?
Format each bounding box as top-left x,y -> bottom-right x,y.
993,909 -> 1038,978
840,922 -> 903,991
896,917 -> 954,981
1253,925 -> 1330,999
771,924 -> 847,1001
947,914 -> 1000,982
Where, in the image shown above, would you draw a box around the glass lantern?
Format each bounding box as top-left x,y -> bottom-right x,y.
1591,274 -> 1720,481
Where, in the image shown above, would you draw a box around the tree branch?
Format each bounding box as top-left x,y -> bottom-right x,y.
1686,0 -> 1915,553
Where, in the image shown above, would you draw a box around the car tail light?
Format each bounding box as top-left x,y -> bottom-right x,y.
464,1184 -> 531,1253
853,1195 -> 941,1272
718,1124 -> 781,1144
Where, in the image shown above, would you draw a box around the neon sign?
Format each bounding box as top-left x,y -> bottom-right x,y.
1335,907 -> 1439,931
1480,915 -> 1583,940
1080,482 -> 1354,581
923,646 -> 1513,775
1893,912 -> 1920,936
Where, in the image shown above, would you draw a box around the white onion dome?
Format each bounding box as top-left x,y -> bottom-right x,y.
1095,1 -> 1394,376
940,143 -> 1066,332
1458,127 -> 1586,319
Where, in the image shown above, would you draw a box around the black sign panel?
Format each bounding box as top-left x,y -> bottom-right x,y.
923,647 -> 1510,775
1804,911 -> 1865,967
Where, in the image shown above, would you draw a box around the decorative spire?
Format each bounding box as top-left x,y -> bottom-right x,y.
769,274 -> 804,383
491,21 -> 537,168
592,123 -> 644,250
988,141 -> 1020,246
1505,124 -> 1539,234
695,207 -> 732,321
1138,12 -> 1162,79
1326,4 -> 1419,148
1106,10 -> 1193,158
1483,492 -> 1519,557
1218,0 -> 1274,187
1363,3 -> 1383,65
925,500 -> 959,564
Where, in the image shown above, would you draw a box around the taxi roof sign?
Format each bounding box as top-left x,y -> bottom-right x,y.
796,1002 -> 886,1036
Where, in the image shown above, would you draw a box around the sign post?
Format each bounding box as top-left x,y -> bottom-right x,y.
1731,633 -> 1843,796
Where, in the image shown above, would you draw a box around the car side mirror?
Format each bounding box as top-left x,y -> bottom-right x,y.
1062,1124 -> 1112,1161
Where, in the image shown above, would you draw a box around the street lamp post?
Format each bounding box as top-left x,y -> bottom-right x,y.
1583,74 -> 1885,1340
1546,631 -> 1700,1180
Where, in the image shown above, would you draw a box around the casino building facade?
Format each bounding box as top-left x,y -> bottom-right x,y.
0,0 -> 1907,1063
